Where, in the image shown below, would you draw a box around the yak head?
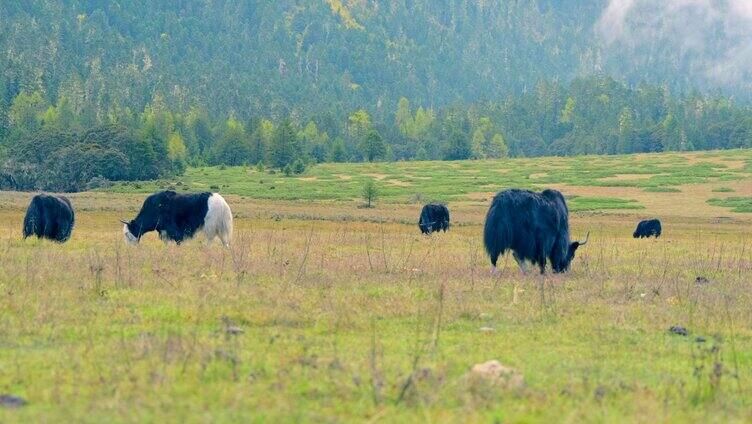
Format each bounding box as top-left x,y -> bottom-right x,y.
121,220 -> 140,245
121,191 -> 172,245
552,231 -> 589,273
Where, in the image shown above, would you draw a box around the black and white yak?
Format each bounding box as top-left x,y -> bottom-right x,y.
633,219 -> 661,238
418,203 -> 450,234
122,191 -> 233,247
483,189 -> 588,274
23,194 -> 75,242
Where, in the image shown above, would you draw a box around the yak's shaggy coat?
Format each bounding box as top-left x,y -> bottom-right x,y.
418,203 -> 450,234
483,189 -> 587,274
123,191 -> 232,247
23,194 -> 75,242
633,219 -> 662,238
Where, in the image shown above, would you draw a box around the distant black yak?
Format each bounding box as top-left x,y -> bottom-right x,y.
23,194 -> 75,242
419,203 -> 450,234
122,191 -> 233,247
483,189 -> 588,274
633,219 -> 661,238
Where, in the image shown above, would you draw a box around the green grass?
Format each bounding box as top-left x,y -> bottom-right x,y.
708,197 -> 752,212
568,196 -> 644,211
712,187 -> 735,193
105,150 -> 752,214
643,186 -> 682,193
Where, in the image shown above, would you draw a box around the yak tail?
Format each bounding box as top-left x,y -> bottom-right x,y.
22,197 -> 40,238
58,196 -> 74,242
58,220 -> 74,243
206,193 -> 233,247
483,200 -> 511,266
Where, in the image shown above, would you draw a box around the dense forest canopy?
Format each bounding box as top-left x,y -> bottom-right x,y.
1,1 -> 751,190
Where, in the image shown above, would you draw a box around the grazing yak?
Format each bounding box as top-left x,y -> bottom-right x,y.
122,191 -> 232,247
23,194 -> 75,242
419,203 -> 450,234
483,189 -> 588,274
633,219 -> 661,238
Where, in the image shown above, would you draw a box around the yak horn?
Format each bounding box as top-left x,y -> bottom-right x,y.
579,231 -> 590,246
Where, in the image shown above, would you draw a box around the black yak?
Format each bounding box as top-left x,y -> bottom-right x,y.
633,219 -> 661,238
419,203 -> 450,234
483,189 -> 588,274
23,194 -> 75,242
122,191 -> 233,247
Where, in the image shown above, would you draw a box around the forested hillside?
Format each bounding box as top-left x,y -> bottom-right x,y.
1,1 -> 751,191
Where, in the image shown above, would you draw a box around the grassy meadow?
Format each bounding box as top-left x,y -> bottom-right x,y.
1,149 -> 752,422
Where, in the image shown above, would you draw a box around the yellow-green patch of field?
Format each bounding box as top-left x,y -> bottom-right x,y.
106,149 -> 752,217
1,186 -> 752,421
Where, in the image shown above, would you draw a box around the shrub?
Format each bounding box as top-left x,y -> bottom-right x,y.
85,176 -> 112,190
362,180 -> 379,208
293,159 -> 307,174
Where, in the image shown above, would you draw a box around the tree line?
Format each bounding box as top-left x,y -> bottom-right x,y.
1,75 -> 751,191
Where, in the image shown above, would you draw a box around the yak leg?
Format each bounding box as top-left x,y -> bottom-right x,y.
513,252 -> 528,275
218,232 -> 231,248
204,227 -> 215,245
537,253 -> 547,275
490,252 -> 501,276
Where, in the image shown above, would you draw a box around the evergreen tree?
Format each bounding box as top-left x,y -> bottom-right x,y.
360,130 -> 386,162
488,133 -> 509,159
443,129 -> 472,160
658,113 -> 683,151
211,117 -> 250,166
329,137 -> 347,162
269,119 -> 298,169
167,131 -> 187,173
298,121 -> 328,163
395,97 -> 413,136
617,107 -> 635,154
253,119 -> 275,165
184,107 -> 214,161
8,91 -> 47,139
362,180 -> 379,208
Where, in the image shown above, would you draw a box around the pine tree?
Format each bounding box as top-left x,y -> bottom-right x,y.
167,131 -> 187,172
443,129 -> 472,160
269,119 -> 298,168
8,91 -> 48,138
360,130 -> 386,162
184,107 -> 214,160
395,97 -> 413,136
489,133 -> 509,158
211,117 -> 250,166
362,180 -> 379,208
329,137 -> 347,162
617,107 -> 635,154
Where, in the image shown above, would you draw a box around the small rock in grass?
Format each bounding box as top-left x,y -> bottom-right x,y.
0,394 -> 27,408
695,336 -> 707,343
594,385 -> 607,401
225,326 -> 244,336
479,326 -> 495,333
669,326 -> 689,336
695,276 -> 710,285
468,360 -> 524,389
